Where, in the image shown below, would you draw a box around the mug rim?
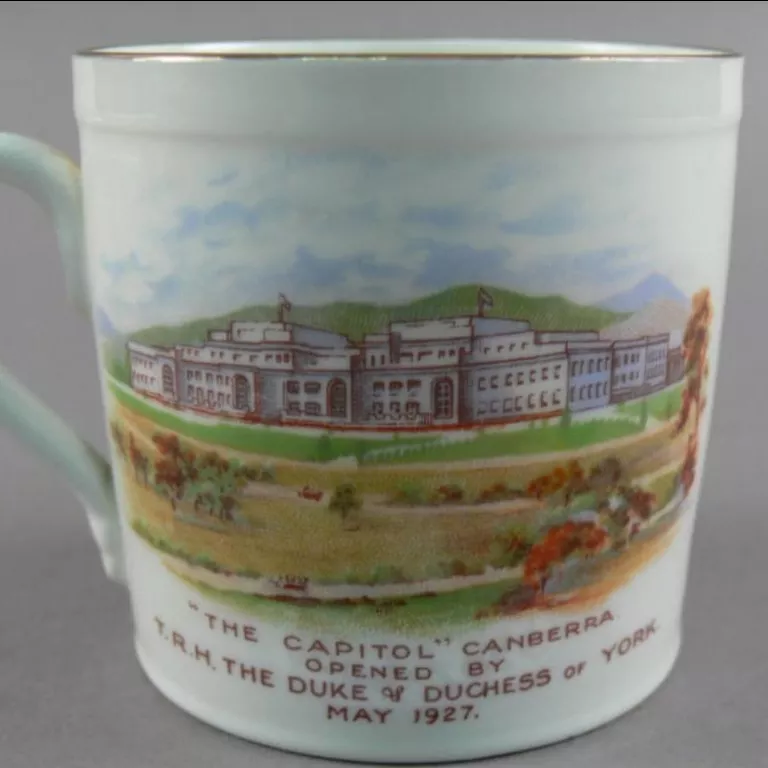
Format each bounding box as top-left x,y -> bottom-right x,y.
74,37 -> 743,62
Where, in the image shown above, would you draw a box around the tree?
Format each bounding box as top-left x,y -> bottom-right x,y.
152,433 -> 199,510
523,520 -> 609,594
110,421 -> 126,459
676,287 -> 713,436
328,482 -> 363,530
675,287 -> 713,497
191,451 -> 259,521
128,433 -> 149,486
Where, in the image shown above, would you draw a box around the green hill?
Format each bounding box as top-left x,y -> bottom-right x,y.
104,284 -> 627,381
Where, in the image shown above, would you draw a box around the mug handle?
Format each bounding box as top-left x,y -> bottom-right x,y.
0,133 -> 124,584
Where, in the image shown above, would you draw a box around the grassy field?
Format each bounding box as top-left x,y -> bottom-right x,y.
107,377 -> 680,468
171,509 -> 685,635
619,383 -> 684,423
122,462 -> 541,584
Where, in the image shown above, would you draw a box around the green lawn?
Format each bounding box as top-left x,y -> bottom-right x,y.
619,383 -> 684,423
110,377 -> 650,466
386,419 -> 643,464
108,379 -> 437,462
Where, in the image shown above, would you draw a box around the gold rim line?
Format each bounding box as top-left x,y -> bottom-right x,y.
74,39 -> 743,62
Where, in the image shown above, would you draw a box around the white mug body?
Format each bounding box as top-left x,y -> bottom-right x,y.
71,40 -> 742,764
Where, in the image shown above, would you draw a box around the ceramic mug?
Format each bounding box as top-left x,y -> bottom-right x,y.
0,39 -> 743,763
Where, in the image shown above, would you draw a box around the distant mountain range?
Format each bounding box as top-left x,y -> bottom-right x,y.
115,283 -> 627,351
598,273 -> 688,313
600,298 -> 689,343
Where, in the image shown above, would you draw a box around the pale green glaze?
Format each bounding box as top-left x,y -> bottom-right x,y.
0,133 -> 124,584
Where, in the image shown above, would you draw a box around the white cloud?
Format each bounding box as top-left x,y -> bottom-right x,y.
87,133 -> 734,333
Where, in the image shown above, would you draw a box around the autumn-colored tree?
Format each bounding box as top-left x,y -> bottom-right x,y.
152,433 -> 199,510
328,482 -> 363,530
523,520 -> 609,594
128,433 -> 149,486
675,287 -> 713,496
527,460 -> 587,506
677,287 -> 713,435
110,421 -> 126,459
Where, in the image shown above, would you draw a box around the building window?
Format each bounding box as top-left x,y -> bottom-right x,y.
226,376 -> 231,385
406,401 -> 419,420
570,386 -> 575,402
380,355 -> 386,365
438,350 -> 446,359
588,360 -> 594,374
370,355 -> 376,367
217,392 -> 224,407
226,394 -> 231,405
233,354 -> 241,362
389,381 -> 403,395
287,380 -> 300,395
522,342 -> 528,350
624,354 -> 629,365
554,364 -> 562,380
373,381 -> 385,397
285,353 -> 292,364
478,377 -> 487,391
515,396 -> 522,411
622,374 -> 627,384
503,398 -> 514,413
571,362 -> 578,377
162,365 -> 175,395
553,389 -> 562,406
527,393 -> 535,409
390,402 -> 402,418
250,355 -> 258,363
196,388 -> 204,404
478,404 -> 487,416
529,369 -> 536,384
505,373 -> 514,387
328,379 -> 348,418
217,374 -> 223,385
187,385 -> 194,398
509,343 -> 515,352
490,400 -> 499,414
266,354 -> 273,362
449,349 -> 456,357
433,378 -> 454,420
195,370 -> 202,381
407,379 -> 421,395
542,366 -> 549,381
207,390 -> 215,407
579,385 -> 586,399
587,384 -> 594,399
372,401 -> 384,418
305,402 -> 321,416
287,402 -> 301,415
483,347 -> 490,354
490,375 -> 499,389
234,374 -> 250,410
540,391 -> 549,408
304,381 -> 321,395
517,372 -> 524,386
186,371 -> 193,381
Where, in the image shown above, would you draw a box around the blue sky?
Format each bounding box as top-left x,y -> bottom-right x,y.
91,146 -> 711,333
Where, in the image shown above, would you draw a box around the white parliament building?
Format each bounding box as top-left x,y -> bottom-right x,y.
127,291 -> 685,431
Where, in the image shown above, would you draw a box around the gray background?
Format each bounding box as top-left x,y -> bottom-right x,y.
0,2 -> 765,767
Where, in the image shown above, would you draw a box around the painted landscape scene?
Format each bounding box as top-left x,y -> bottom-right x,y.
103,277 -> 712,633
